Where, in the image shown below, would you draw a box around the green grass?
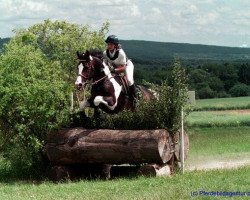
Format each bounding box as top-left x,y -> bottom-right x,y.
186,110 -> 250,127
193,96 -> 250,111
186,127 -> 250,166
0,167 -> 249,200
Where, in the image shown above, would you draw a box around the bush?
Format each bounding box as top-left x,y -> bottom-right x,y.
0,43 -> 71,177
229,83 -> 250,97
0,20 -> 109,178
197,85 -> 216,99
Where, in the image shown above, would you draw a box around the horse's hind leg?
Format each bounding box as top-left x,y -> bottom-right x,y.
79,110 -> 91,128
94,107 -> 106,120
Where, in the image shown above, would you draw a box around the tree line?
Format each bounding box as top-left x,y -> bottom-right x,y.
134,62 -> 250,99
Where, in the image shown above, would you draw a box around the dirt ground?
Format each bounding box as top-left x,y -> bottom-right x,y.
186,153 -> 250,171
213,109 -> 250,114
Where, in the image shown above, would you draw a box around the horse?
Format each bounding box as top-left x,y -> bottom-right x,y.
75,50 -> 153,118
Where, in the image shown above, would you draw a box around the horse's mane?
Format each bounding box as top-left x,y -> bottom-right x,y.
89,49 -> 103,60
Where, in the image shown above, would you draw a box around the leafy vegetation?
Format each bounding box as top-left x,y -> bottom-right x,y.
0,20 -> 109,177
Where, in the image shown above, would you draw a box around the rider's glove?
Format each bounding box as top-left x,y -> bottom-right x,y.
111,68 -> 116,73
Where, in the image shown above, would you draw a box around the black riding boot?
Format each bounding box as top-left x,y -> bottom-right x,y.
129,84 -> 137,106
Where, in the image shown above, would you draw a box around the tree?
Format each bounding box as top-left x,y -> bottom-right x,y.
218,63 -> 238,91
11,19 -> 109,83
0,20 -> 109,177
238,63 -> 250,85
229,83 -> 250,97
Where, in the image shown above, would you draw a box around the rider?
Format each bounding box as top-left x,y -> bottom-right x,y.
103,35 -> 137,105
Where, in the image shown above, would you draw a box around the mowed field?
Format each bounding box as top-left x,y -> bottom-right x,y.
186,96 -> 250,170
193,96 -> 250,111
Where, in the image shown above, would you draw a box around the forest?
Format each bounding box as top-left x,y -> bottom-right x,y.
121,40 -> 250,99
1,37 -> 250,99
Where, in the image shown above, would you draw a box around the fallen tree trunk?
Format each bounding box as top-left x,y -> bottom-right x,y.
45,128 -> 173,165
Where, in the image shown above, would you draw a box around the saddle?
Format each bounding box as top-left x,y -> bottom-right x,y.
115,73 -> 130,97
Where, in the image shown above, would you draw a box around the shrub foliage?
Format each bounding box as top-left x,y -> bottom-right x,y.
0,20 -> 108,177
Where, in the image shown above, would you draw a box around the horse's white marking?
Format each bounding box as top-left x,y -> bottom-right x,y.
79,100 -> 90,111
93,96 -> 117,110
101,62 -> 122,110
75,76 -> 82,85
76,61 -> 122,111
75,63 -> 84,85
78,63 -> 84,74
92,63 -> 121,110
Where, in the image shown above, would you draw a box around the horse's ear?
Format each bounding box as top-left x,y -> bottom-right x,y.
85,50 -> 92,61
76,51 -> 81,58
85,50 -> 90,57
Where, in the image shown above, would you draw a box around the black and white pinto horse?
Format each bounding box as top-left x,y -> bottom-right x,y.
75,50 -> 153,116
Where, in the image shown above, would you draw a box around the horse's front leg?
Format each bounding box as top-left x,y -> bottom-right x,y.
78,99 -> 92,128
79,99 -> 91,111
93,95 -> 116,110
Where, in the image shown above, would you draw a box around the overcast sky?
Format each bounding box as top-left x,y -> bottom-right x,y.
0,0 -> 249,47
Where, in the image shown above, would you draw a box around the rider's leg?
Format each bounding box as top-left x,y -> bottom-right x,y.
125,60 -> 137,104
126,60 -> 134,86
129,84 -> 137,100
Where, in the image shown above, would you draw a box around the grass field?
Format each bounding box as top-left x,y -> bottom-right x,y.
186,127 -> 250,170
186,109 -> 250,127
194,96 -> 250,111
0,166 -> 249,200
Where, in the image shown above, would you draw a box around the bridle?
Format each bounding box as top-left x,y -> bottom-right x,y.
78,59 -> 94,81
78,58 -> 111,87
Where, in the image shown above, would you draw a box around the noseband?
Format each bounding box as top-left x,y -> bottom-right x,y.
78,60 -> 94,81
78,59 -> 110,86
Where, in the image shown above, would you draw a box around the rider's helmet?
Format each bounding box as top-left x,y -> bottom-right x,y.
105,35 -> 119,45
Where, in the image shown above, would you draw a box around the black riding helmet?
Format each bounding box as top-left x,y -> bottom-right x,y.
105,35 -> 119,45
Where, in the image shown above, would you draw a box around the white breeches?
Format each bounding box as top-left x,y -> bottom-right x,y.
125,60 -> 134,86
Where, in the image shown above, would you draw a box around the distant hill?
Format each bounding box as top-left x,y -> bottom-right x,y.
120,40 -> 250,65
1,38 -> 250,65
0,38 -> 10,52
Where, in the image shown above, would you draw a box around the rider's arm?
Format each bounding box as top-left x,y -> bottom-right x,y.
114,65 -> 126,73
114,49 -> 127,73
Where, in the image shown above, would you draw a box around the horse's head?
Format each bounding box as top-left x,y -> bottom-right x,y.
75,50 -> 107,90
75,50 -> 95,90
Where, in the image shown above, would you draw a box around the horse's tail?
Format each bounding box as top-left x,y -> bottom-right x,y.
136,85 -> 155,101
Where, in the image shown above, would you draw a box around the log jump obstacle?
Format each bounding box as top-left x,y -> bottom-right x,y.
45,128 -> 189,181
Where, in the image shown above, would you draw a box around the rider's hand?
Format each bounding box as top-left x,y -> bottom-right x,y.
111,68 -> 116,73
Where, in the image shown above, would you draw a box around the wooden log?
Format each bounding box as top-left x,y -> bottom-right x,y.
45,128 -> 173,165
138,164 -> 171,177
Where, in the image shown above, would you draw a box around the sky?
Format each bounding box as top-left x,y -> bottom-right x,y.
0,0 -> 249,47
